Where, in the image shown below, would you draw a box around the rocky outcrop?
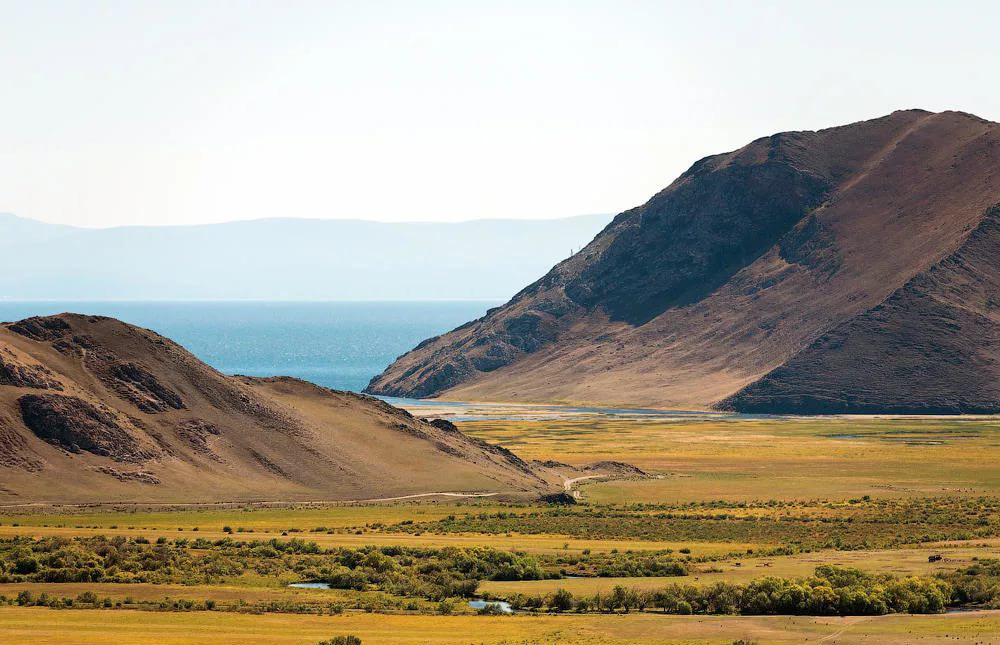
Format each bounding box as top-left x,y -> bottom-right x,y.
95,466 -> 161,484
175,419 -> 222,459
0,413 -> 44,471
0,353 -> 62,390
18,394 -> 154,463
105,362 -> 185,413
8,316 -> 72,342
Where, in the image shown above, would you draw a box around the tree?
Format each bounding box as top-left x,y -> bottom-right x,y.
610,585 -> 628,612
548,588 -> 574,612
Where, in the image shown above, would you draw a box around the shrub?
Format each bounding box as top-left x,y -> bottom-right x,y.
318,637 -> 361,645
76,591 -> 99,605
14,557 -> 38,575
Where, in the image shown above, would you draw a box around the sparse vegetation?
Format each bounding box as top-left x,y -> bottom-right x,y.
380,496 -> 1000,550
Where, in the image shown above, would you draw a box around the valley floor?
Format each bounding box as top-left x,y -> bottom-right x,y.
3,414 -> 1000,644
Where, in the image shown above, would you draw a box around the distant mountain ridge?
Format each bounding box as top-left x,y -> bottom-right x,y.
0,213 -> 609,300
367,110 -> 1000,414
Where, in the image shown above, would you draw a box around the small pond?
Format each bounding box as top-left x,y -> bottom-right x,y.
468,599 -> 514,614
288,582 -> 331,589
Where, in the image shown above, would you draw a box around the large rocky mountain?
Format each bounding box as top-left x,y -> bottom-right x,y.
0,314 -> 564,503
366,110 -> 1000,413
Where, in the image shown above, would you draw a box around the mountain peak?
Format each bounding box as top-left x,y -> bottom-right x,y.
367,110 -> 1000,413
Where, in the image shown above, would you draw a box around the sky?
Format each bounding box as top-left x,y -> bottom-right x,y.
2,1 -> 998,228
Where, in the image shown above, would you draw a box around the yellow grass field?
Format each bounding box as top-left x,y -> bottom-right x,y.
0,503 -> 514,532
0,581 -> 354,605
3,607 -> 1000,645
461,417 -> 1000,502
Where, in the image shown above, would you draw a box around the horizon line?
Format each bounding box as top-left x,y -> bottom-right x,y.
0,211 -> 612,231
0,298 -> 506,304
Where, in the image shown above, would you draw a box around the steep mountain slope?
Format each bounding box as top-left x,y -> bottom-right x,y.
0,314 -> 560,503
366,110 -> 1000,412
720,204 -> 1000,413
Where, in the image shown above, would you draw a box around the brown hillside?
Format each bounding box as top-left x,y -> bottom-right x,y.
366,110 -> 1000,412
0,314 -> 561,503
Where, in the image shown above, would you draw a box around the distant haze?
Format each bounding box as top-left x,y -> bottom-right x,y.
0,213 -> 609,300
1,2 -> 998,228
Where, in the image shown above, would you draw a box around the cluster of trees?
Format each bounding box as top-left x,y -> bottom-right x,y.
318,546 -> 549,600
0,590 -> 106,609
593,555 -> 688,577
0,536 -> 555,601
501,566 -> 961,616
0,535 -> 187,584
950,558 -> 1000,608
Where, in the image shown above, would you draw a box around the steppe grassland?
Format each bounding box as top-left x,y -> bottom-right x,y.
0,520 -> 762,557
459,417 -> 1000,502
3,607 -> 1000,645
0,504 -> 513,533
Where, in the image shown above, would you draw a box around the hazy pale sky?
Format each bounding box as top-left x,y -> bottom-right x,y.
2,1 -> 998,228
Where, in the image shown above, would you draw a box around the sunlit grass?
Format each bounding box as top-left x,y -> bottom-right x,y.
460,417 -> 1000,502
0,503 -> 519,532
3,607 -> 999,645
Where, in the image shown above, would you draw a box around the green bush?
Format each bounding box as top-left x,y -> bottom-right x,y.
318,637 -> 361,645
548,588 -> 574,612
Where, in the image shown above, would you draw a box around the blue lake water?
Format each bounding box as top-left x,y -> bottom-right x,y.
468,599 -> 514,613
0,301 -> 498,392
288,582 -> 332,589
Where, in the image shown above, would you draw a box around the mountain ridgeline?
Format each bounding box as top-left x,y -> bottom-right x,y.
0,214 -> 609,301
367,110 -> 1000,413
